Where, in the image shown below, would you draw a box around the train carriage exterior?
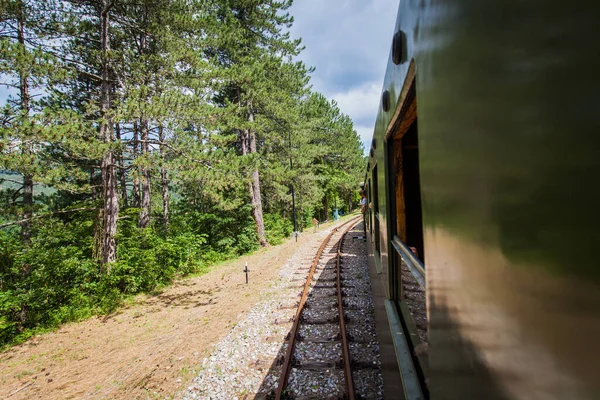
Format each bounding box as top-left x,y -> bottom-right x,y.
367,1 -> 600,399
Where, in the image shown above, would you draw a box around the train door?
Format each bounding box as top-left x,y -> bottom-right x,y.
367,181 -> 373,235
364,178 -> 373,237
386,82 -> 424,299
400,121 -> 424,261
372,164 -> 381,270
386,81 -> 429,393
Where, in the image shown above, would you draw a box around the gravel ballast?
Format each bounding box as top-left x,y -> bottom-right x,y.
180,220 -> 384,400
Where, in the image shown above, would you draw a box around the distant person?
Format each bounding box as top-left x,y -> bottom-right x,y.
312,217 -> 319,232
360,190 -> 367,214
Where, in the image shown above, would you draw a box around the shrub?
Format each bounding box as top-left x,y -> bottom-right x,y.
0,199 -> 285,347
264,213 -> 293,245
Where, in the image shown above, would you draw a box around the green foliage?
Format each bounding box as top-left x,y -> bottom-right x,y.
170,202 -> 259,259
114,217 -> 208,293
0,206 -> 228,346
0,218 -> 98,344
264,213 -> 293,245
0,0 -> 366,348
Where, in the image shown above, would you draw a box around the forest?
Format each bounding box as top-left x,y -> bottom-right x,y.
0,0 -> 365,346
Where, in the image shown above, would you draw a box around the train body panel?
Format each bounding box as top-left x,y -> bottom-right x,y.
367,1 -> 600,398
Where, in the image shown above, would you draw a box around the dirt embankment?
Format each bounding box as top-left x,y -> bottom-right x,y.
0,220 -> 347,400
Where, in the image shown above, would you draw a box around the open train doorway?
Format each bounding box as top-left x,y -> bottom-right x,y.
388,83 -> 424,265
400,120 -> 424,262
386,79 -> 429,392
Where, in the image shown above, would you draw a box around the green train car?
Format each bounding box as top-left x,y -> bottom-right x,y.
365,1 -> 600,399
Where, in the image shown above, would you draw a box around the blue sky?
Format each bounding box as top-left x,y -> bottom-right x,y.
288,0 -> 399,151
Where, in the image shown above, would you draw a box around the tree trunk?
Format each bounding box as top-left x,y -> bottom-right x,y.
115,123 -> 128,208
21,175 -> 33,240
132,121 -> 141,208
137,20 -> 150,223
98,2 -> 118,267
323,196 -> 329,221
159,125 -> 169,230
139,119 -> 151,229
90,168 -> 97,201
242,107 -> 267,247
250,161 -> 267,246
17,1 -> 32,243
298,191 -> 303,232
348,192 -> 352,213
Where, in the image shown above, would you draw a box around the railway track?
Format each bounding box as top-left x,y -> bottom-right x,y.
272,217 -> 382,399
401,263 -> 427,343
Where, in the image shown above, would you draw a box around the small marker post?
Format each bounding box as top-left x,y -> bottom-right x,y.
244,262 -> 249,284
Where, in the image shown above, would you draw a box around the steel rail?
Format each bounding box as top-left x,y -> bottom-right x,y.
275,217 -> 360,400
391,235 -> 426,288
336,221 -> 356,400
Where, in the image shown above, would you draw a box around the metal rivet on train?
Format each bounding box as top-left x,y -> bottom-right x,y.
382,90 -> 390,112
392,30 -> 404,65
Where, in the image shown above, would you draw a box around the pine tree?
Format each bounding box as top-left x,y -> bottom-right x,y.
38,0 -> 127,266
207,0 -> 308,246
0,0 -> 82,239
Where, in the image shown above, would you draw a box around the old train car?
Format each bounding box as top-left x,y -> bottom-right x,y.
366,1 -> 600,399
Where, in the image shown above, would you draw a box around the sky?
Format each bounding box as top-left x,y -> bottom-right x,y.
288,0 -> 399,152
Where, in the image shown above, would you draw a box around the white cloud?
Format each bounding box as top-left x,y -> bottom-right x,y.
355,124 -> 374,155
332,81 -> 381,124
289,0 -> 398,95
288,0 -> 397,155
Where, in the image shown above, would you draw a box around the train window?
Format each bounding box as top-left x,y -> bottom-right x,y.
372,165 -> 381,258
388,104 -> 428,391
387,79 -> 425,309
401,120 -> 424,263
388,83 -> 424,265
366,182 -> 373,234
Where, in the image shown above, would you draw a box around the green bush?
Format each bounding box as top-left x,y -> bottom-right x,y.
0,198 -> 295,347
115,224 -> 208,292
0,218 -> 99,345
0,212 -> 214,346
169,203 -> 259,257
264,213 -> 293,245
300,207 -> 317,230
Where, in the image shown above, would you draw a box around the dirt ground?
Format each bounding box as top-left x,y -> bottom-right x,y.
0,219 -> 350,400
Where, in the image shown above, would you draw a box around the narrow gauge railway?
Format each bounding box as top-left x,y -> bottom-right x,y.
268,218 -> 383,399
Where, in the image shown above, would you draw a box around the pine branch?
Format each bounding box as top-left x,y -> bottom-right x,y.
136,139 -> 215,170
0,207 -> 97,229
11,186 -> 24,202
0,177 -> 26,185
39,48 -> 103,81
